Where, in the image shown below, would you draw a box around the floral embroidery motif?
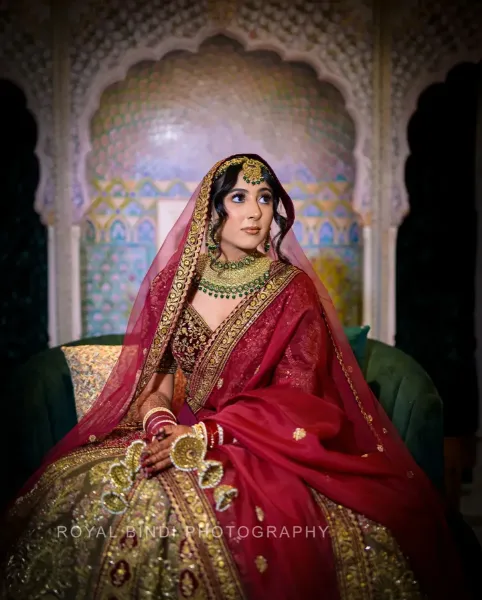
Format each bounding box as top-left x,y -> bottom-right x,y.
213,485 -> 238,512
101,440 -> 146,515
255,506 -> 264,522
216,377 -> 224,389
110,559 -> 131,587
171,304 -> 212,378
293,428 -> 306,441
255,556 -> 268,573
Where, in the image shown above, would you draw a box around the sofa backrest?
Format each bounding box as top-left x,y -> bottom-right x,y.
4,334 -> 444,507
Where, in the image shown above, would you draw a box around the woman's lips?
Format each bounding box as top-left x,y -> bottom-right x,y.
242,228 -> 261,235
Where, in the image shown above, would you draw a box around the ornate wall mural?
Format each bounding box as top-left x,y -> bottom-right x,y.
82,35 -> 360,335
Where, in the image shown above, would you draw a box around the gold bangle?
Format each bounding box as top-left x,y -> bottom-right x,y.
142,406 -> 175,430
169,433 -> 206,471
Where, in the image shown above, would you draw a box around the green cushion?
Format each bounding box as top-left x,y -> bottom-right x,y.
343,325 -> 370,366
5,331 -> 444,505
363,339 -> 444,491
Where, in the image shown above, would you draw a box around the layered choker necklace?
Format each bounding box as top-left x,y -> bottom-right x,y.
194,253 -> 272,299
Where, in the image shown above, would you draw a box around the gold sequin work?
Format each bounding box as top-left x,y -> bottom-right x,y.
255,556 -> 268,573
2,431 -> 245,599
170,303 -> 213,379
255,506 -> 265,522
293,428 -> 306,441
312,490 -> 422,599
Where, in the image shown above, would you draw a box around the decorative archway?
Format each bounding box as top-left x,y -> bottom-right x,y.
78,34 -> 365,336
392,50 -> 482,227
0,63 -> 52,226
0,79 -> 49,376
75,27 -> 370,224
395,61 -> 482,506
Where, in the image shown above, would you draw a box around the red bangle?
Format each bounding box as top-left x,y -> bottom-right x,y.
203,420 -> 233,449
145,414 -> 176,437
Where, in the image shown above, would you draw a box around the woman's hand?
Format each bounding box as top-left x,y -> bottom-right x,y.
139,424 -> 192,477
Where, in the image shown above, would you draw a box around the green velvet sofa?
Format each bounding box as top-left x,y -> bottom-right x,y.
3,334 -> 444,505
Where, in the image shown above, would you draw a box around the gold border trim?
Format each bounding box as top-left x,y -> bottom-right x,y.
12,446 -> 127,518
133,160 -> 225,401
163,470 -> 246,600
188,262 -> 300,413
312,490 -> 373,600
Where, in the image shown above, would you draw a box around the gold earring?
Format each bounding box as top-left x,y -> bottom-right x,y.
207,222 -> 219,260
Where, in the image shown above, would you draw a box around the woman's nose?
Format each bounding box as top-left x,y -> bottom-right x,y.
246,198 -> 262,219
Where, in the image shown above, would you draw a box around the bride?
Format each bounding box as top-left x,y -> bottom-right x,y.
1,155 -> 470,599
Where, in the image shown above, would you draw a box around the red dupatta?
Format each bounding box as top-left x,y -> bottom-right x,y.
181,267 -> 469,599
16,155 -> 468,598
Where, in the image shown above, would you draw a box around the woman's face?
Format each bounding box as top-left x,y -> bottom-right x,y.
217,169 -> 274,255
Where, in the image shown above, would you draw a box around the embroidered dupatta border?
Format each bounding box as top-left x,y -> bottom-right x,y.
311,490 -> 421,600
162,469 -> 246,600
133,161 -> 224,401
311,489 -> 373,600
187,262 -> 300,413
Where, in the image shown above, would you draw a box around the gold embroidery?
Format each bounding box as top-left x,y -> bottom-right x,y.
156,343 -> 178,374
134,159 -> 225,401
11,445 -> 130,519
312,490 -> 422,599
255,555 -> 268,573
322,313 -> 385,451
255,506 -> 265,522
356,513 -> 421,598
171,303 -> 212,377
217,377 -> 224,389
293,428 -> 306,441
3,429 -> 246,599
101,439 -> 146,515
61,345 -> 122,420
93,476 -> 182,599
164,470 -> 246,599
188,262 -> 300,413
213,485 -> 238,512
89,434 -> 97,442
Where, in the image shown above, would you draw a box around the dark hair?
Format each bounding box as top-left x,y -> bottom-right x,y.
209,163 -> 290,263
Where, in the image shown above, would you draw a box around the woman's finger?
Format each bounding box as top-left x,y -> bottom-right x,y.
148,457 -> 172,475
142,448 -> 171,467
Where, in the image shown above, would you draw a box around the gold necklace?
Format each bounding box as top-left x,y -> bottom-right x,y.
194,253 -> 272,299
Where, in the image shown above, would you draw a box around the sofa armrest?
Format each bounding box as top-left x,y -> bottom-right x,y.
363,339 -> 444,491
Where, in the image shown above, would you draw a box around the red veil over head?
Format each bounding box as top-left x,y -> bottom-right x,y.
22,154 -> 433,499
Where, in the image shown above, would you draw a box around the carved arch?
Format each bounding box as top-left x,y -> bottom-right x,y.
75,26 -> 370,224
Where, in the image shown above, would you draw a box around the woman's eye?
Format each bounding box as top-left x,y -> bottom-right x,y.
259,195 -> 272,204
231,194 -> 245,203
